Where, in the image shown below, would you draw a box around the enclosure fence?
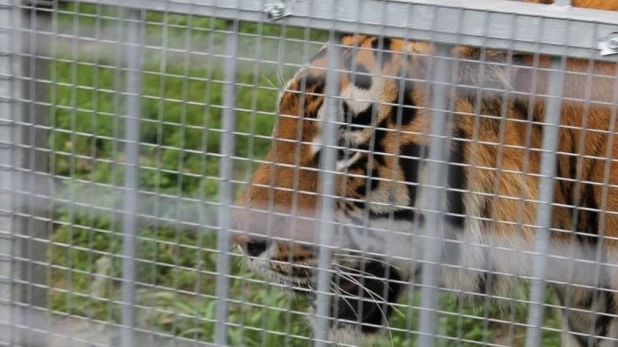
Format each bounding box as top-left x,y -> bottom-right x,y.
2,0 -> 618,346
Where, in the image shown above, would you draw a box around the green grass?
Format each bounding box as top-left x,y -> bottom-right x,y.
47,3 -> 561,346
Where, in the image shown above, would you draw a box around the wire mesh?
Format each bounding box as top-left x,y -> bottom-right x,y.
3,0 -> 618,346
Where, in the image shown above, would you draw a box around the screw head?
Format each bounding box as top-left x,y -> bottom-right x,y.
608,34 -> 618,50
265,2 -> 286,19
599,32 -> 618,56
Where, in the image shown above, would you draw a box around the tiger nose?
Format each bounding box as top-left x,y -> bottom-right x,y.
234,234 -> 271,257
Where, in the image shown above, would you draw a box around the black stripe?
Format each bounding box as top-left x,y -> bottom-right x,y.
367,206 -> 415,221
576,184 -> 600,246
370,119 -> 388,165
331,262 -> 403,334
585,184 -> 599,238
298,74 -> 324,91
353,200 -> 365,210
337,148 -> 346,161
400,143 -> 423,213
342,101 -> 353,123
510,53 -> 523,67
596,290 -> 614,339
350,64 -> 372,90
369,174 -> 380,191
312,150 -> 321,167
568,154 -> 577,207
349,155 -> 368,171
446,130 -> 466,228
354,163 -> 381,196
512,99 -> 530,119
306,98 -> 323,119
349,103 -> 377,131
391,208 -> 415,220
565,132 -> 577,209
477,271 -> 489,294
371,37 -> 392,64
312,83 -> 325,97
556,151 -> 576,213
390,77 -> 417,126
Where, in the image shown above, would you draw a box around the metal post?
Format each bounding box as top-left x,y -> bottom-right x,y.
313,33 -> 342,347
214,19 -> 239,346
0,0 -> 21,345
2,1 -> 53,346
119,8 -> 143,347
417,43 -> 453,347
524,57 -> 565,347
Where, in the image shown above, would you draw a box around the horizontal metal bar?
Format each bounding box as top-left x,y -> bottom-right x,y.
62,0 -> 618,62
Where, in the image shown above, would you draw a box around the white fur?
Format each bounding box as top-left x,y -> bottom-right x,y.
336,151 -> 362,172
339,80 -> 385,146
310,135 -> 323,156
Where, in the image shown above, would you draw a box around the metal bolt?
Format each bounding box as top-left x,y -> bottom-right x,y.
599,33 -> 618,56
265,2 -> 286,20
608,34 -> 618,50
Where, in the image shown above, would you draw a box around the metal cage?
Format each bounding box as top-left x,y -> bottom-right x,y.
2,0 -> 618,346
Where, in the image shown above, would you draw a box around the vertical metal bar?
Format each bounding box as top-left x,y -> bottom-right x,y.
524,57 -> 565,347
417,43 -> 453,347
16,3 -> 52,346
313,32 -> 342,347
1,2 -> 53,345
214,19 -> 239,346
119,8 -> 143,347
3,0 -> 21,345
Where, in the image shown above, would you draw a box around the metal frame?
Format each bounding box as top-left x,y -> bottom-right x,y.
43,0 -> 618,61
0,0 -> 18,343
4,0 -> 618,346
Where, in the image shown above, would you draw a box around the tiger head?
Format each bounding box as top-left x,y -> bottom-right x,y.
232,34 -> 472,341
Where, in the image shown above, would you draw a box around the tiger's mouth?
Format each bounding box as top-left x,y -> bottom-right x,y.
235,229 -> 406,341
247,252 -> 405,336
323,261 -> 404,334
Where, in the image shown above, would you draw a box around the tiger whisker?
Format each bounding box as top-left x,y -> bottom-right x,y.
261,74 -> 282,96
335,270 -> 396,321
334,264 -> 391,284
334,273 -> 396,347
335,270 -> 405,320
334,271 -> 385,304
330,282 -> 360,322
276,41 -> 286,88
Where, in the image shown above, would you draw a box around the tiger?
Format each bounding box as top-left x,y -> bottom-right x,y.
232,0 -> 618,345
